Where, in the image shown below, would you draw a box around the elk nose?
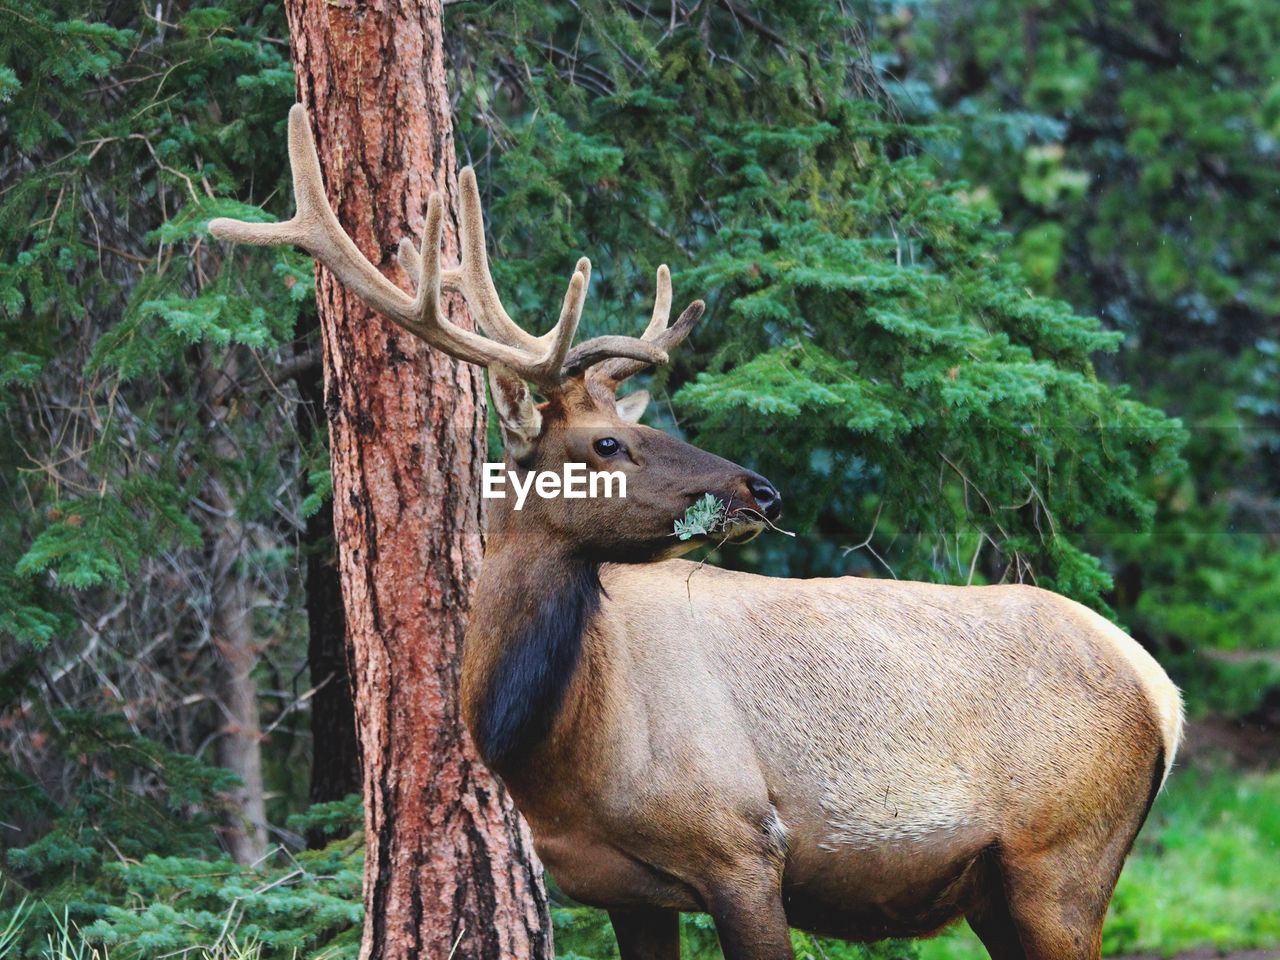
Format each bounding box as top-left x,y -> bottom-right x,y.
747,474 -> 782,521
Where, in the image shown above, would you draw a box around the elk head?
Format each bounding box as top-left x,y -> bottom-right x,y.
210,105 -> 780,563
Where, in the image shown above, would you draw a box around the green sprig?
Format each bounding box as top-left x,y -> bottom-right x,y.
673,493 -> 727,541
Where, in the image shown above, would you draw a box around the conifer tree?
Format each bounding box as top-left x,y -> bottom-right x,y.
893,0 -> 1280,702
0,0 -> 309,865
273,1 -> 551,956
444,1 -> 1182,601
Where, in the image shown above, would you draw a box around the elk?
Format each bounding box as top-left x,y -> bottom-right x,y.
211,105 -> 1184,960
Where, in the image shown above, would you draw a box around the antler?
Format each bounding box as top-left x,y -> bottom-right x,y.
209,104 -> 682,392
584,264 -> 706,386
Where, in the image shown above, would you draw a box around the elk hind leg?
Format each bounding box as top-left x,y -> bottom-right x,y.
1000,835 -> 1133,960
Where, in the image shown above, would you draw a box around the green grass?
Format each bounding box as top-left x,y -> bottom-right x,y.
4,767 -> 1276,959
920,766 -> 1280,960
0,902 -> 272,960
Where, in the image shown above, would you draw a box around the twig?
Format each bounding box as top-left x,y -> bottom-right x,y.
447,926 -> 466,959
841,501 -> 884,555
731,506 -> 796,537
260,675 -> 331,738
967,531 -> 995,585
720,0 -> 786,47
685,527 -> 736,603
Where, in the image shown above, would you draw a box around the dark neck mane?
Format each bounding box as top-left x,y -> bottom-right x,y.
470,556 -> 601,770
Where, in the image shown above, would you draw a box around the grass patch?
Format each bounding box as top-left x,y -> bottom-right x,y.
920,766 -> 1280,959
3,768 -> 1273,958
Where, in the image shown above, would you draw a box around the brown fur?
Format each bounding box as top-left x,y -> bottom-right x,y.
212,131 -> 1183,958
463,388 -> 1183,960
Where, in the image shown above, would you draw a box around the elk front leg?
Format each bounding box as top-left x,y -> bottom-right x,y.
609,907 -> 680,960
705,874 -> 793,960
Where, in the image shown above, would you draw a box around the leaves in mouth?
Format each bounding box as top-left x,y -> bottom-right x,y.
674,493 -> 728,541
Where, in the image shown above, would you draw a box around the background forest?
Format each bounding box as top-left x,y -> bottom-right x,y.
1,1 -> 1277,958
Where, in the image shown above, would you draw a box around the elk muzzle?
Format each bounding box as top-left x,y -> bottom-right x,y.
745,472 -> 782,522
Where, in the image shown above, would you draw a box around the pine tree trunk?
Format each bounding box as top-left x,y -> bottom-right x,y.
282,2 -> 552,957
208,550 -> 270,864
200,346 -> 269,866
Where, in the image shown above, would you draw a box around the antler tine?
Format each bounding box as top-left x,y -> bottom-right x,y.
401,193 -> 563,374
437,167 -> 542,351
437,179 -> 672,384
562,335 -> 670,377
584,265 -> 705,385
531,258 -> 590,382
591,300 -> 704,384
210,107 -> 557,375
211,105 -> 418,324
211,104 -> 701,392
641,264 -> 673,340
396,237 -> 422,277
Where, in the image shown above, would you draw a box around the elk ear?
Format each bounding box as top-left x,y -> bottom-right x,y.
615,390 -> 650,423
488,364 -> 542,462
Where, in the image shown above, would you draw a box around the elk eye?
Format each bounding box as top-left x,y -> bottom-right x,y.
593,437 -> 621,457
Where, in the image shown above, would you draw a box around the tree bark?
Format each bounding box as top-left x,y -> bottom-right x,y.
200,347 -> 269,866
208,550 -> 270,865
282,2 -> 552,958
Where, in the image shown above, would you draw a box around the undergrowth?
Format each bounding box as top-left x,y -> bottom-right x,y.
3,767 -> 1274,958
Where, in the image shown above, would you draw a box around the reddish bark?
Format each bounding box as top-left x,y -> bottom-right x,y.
282,2 -> 552,956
